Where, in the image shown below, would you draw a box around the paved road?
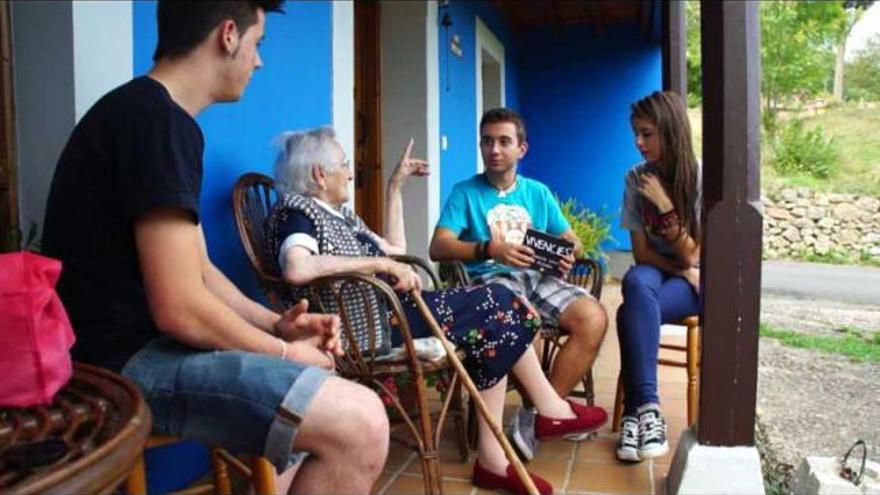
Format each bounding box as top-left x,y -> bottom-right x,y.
761,260 -> 880,306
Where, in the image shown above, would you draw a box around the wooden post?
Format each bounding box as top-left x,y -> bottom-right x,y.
697,0 -> 762,446
662,0 -> 687,97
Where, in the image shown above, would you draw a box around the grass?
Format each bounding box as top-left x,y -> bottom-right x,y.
759,323 -> 880,363
688,104 -> 880,196
788,247 -> 880,268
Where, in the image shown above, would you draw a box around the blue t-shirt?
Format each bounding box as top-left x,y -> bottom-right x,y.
436,174 -> 570,277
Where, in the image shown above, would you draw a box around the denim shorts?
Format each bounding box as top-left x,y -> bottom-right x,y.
121,336 -> 331,471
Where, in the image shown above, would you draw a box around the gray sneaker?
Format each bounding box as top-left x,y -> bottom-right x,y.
507,407 -> 538,461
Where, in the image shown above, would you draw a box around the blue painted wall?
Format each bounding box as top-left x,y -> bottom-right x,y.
518,26 -> 662,251
134,0 -> 332,299
437,1 -> 520,204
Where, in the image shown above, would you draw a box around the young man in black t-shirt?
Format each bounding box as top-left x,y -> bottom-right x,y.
42,2 -> 389,491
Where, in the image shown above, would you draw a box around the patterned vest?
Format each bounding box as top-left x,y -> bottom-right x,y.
267,194 -> 392,356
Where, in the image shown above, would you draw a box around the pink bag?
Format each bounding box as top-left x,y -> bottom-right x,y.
0,251 -> 76,407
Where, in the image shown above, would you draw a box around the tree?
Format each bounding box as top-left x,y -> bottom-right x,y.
685,1 -> 701,107
845,34 -> 880,100
760,1 -> 844,132
832,1 -> 874,101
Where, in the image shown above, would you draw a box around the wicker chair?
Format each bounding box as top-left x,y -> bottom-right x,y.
231,172 -> 468,494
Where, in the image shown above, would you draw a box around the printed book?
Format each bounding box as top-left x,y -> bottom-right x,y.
522,228 -> 574,277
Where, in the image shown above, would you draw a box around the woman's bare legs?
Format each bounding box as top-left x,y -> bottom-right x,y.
475,376 -> 511,475
512,347 -> 576,419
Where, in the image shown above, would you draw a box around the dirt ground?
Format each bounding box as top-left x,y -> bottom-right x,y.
757,293 -> 880,489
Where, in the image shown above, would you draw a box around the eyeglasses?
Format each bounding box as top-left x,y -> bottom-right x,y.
340,158 -> 352,170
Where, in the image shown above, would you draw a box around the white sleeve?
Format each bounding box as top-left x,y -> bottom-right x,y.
278,233 -> 319,273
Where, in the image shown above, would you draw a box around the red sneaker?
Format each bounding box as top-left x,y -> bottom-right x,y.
472,461 -> 553,495
535,400 -> 608,440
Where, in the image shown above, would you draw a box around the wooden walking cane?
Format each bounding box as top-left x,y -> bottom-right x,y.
409,290 -> 540,495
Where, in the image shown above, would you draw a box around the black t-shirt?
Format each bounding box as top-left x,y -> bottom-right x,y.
42,76 -> 204,372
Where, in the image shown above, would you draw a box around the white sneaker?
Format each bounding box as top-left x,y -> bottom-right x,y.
616,415 -> 640,462
636,403 -> 669,459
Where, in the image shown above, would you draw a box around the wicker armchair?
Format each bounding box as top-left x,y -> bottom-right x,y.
232,173 -> 468,494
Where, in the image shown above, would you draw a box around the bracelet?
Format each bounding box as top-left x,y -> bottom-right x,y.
482,240 -> 492,260
277,338 -> 288,360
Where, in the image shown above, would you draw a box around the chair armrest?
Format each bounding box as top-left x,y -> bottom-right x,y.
304,272 -> 427,377
390,254 -> 441,289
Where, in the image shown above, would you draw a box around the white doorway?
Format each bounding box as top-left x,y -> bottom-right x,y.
475,16 -> 505,173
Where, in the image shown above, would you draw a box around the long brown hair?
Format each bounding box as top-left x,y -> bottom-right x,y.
630,91 -> 700,240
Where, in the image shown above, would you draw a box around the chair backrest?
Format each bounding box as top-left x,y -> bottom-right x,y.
232,172 -> 284,310
566,257 -> 604,299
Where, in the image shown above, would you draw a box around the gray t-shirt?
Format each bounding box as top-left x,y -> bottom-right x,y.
620,162 -> 702,260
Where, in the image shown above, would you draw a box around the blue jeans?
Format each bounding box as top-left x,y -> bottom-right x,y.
121,337 -> 331,471
617,264 -> 700,416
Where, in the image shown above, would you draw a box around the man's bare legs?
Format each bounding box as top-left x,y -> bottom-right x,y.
289,377 -> 389,494
550,296 -> 608,396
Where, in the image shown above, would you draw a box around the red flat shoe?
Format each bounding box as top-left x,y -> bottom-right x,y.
535,400 -> 608,440
472,461 -> 553,495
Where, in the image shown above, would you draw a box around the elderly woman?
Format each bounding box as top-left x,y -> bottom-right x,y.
266,127 -> 606,494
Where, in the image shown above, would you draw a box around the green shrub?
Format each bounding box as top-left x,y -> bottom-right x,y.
770,118 -> 840,179
557,196 -> 614,262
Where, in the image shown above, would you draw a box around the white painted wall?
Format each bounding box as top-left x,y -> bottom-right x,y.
332,1 -> 355,210
72,1 -> 132,121
474,16 -> 505,174
11,0 -> 132,233
380,1 -> 440,262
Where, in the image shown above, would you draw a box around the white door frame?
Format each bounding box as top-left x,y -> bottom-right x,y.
475,16 -> 505,173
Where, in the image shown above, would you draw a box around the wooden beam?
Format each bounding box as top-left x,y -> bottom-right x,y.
0,1 -> 19,239
697,0 -> 762,447
662,0 -> 687,96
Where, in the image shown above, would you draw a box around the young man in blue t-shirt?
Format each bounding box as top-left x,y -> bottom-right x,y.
430,107 -> 609,460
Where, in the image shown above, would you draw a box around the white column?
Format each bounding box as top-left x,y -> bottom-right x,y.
332,1 -> 355,209
380,0 -> 440,262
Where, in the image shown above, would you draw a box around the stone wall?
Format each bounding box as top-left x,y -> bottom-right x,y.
763,187 -> 880,261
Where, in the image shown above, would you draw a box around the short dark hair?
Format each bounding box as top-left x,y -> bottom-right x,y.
479,107 -> 527,144
153,1 -> 285,61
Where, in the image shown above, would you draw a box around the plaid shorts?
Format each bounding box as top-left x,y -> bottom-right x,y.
473,269 -> 593,327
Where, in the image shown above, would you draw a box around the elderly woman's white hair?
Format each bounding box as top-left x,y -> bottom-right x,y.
273,126 -> 341,196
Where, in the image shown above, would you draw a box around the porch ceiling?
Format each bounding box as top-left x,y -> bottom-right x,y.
491,0 -> 654,38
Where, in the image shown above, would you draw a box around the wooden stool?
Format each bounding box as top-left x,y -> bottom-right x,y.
125,437 -> 276,495
612,315 -> 700,431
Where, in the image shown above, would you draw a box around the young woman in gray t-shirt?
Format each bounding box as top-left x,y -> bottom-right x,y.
616,91 -> 702,463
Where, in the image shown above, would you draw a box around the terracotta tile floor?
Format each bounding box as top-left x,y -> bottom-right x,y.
374,281 -> 692,495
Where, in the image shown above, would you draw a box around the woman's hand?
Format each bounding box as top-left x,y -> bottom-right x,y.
678,266 -> 700,294
384,259 -> 423,292
637,172 -> 674,213
389,138 -> 430,188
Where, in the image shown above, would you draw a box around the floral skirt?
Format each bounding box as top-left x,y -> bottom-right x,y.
391,283 -> 541,390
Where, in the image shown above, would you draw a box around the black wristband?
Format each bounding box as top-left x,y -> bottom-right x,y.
481,240 -> 492,260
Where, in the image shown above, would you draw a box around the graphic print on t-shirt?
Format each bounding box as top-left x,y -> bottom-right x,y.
486,204 -> 532,244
